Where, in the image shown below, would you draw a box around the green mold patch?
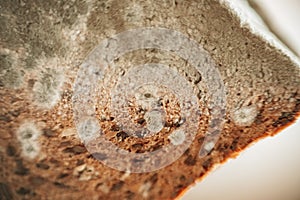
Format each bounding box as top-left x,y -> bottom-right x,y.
0,0 -> 89,70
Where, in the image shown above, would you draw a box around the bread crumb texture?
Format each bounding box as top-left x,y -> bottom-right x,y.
0,0 -> 299,200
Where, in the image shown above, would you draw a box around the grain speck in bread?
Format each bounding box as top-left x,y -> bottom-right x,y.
0,0 -> 300,200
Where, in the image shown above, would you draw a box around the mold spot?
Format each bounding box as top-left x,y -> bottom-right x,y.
168,129 -> 186,145
231,105 -> 258,126
0,54 -> 23,89
144,110 -> 164,133
77,117 -> 100,143
16,122 -> 41,160
32,67 -> 64,109
0,69 -> 23,89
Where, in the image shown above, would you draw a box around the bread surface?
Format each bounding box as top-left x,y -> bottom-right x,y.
0,0 -> 299,199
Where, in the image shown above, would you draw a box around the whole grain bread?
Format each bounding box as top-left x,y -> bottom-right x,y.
0,0 -> 299,200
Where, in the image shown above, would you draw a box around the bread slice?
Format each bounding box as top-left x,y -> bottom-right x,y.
0,0 -> 299,199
